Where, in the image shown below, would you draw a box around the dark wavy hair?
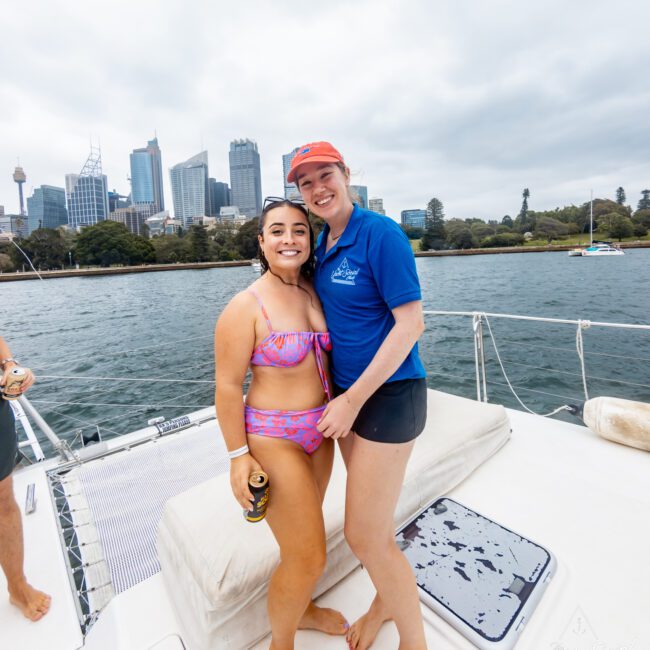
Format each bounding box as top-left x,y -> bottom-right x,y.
258,200 -> 315,281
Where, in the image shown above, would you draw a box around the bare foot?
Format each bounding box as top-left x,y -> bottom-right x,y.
298,601 -> 349,636
347,594 -> 390,650
9,583 -> 51,621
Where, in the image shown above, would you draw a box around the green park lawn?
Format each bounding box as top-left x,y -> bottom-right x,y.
410,231 -> 649,253
523,231 -> 650,247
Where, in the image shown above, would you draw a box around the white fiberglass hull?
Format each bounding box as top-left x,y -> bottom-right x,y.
581,248 -> 625,256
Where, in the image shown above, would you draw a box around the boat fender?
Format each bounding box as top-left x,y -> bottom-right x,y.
583,396 -> 650,452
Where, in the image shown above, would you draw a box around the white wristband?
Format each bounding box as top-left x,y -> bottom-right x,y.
228,445 -> 249,460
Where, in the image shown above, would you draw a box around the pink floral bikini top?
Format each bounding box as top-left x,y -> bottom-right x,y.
249,289 -> 332,400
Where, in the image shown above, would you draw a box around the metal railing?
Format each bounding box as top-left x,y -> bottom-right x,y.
423,310 -> 650,415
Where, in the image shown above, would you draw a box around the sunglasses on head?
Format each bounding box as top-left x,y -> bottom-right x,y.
262,196 -> 306,210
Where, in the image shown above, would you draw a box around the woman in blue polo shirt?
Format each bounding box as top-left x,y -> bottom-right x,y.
288,142 -> 428,650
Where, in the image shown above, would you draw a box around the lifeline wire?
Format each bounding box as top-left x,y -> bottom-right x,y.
32,334 -> 212,371
481,314 -> 573,418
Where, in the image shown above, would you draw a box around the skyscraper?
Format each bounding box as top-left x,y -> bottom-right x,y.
0,215 -> 28,238
368,197 -> 385,215
169,151 -> 209,228
350,185 -> 368,209
130,137 -> 164,213
13,166 -> 26,216
282,147 -> 301,200
108,204 -> 155,236
208,179 -> 231,217
66,147 -> 109,229
108,190 -> 130,213
401,209 -> 427,228
26,185 -> 68,234
229,139 -> 262,219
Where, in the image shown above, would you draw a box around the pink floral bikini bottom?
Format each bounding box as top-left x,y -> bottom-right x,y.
244,403 -> 326,455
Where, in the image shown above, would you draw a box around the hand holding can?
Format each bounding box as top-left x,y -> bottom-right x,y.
1,367 -> 29,400
245,470 -> 270,523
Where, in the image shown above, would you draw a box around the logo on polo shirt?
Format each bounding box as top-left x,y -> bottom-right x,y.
331,258 -> 359,285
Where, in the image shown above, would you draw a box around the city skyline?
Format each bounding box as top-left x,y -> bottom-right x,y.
169,151 -> 209,228
229,139 -> 262,220
26,185 -> 68,232
65,147 -> 109,229
4,127 -> 648,236
282,148 -> 300,200
130,137 -> 165,214
1,2 -> 649,223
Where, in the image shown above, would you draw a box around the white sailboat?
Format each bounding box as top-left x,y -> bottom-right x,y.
581,242 -> 625,256
570,192 -> 625,256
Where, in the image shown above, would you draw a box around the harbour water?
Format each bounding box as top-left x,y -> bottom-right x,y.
2,249 -> 649,455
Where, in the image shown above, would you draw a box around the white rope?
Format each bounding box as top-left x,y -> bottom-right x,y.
481,314 -> 572,417
10,239 -> 44,280
576,320 -> 590,401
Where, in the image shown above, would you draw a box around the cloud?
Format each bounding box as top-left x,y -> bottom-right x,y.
1,0 -> 648,222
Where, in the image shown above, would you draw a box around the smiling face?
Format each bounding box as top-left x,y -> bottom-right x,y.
295,162 -> 354,221
258,204 -> 312,276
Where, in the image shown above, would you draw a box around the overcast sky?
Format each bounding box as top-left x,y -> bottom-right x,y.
1,0 -> 648,222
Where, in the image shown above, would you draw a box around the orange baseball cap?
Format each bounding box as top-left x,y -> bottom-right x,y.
287,141 -> 345,184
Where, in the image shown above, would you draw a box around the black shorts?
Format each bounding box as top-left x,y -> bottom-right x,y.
334,378 -> 427,444
0,398 -> 17,481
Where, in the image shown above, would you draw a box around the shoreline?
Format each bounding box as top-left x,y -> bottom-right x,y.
414,241 -> 650,257
0,260 -> 252,282
2,241 -> 649,282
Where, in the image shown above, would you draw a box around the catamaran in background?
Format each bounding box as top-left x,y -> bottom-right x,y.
1,311 -> 649,650
580,242 -> 625,256
568,192 -> 626,257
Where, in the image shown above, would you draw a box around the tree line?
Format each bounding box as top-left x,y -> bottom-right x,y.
2,188 -> 648,271
0,218 -> 276,272
410,188 -> 650,251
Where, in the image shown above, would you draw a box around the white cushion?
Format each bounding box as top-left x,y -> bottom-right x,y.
157,389 -> 510,650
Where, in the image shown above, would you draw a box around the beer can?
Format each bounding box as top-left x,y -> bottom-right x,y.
245,470 -> 270,523
2,367 -> 27,401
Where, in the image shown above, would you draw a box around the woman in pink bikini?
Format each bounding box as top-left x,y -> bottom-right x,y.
214,197 -> 348,649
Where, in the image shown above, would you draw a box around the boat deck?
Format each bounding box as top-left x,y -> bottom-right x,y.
1,403 -> 648,649
255,409 -> 649,649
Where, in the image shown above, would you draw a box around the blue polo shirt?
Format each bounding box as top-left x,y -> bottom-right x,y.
314,204 -> 426,389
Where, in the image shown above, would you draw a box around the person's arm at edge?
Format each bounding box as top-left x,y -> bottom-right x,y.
0,335 -> 35,394
214,294 -> 263,510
